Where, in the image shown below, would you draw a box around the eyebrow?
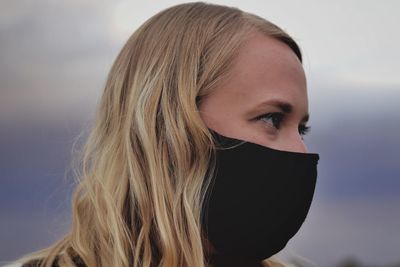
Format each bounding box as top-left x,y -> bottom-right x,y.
255,99 -> 310,123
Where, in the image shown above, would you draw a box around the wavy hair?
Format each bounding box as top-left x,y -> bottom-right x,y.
12,2 -> 304,267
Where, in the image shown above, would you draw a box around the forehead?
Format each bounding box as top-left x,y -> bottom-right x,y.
218,32 -> 308,111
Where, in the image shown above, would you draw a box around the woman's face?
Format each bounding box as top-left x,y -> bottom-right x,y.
198,32 -> 311,153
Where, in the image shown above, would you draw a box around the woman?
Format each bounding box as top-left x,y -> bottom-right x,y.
10,2 -> 320,267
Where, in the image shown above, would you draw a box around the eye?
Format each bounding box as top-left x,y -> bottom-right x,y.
255,112 -> 312,137
255,112 -> 284,130
298,124 -> 311,136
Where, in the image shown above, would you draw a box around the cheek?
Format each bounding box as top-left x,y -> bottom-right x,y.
198,104 -> 243,135
248,117 -> 278,136
241,121 -> 279,146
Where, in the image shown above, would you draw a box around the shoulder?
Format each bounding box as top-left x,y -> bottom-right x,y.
0,260 -> 43,267
0,259 -> 43,267
21,259 -> 47,267
18,258 -> 59,267
9,255 -> 86,267
2,263 -> 23,267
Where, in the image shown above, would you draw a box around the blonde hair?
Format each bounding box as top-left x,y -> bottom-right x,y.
12,2 -> 304,267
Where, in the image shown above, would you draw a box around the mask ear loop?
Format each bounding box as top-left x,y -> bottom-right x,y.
208,129 -> 247,150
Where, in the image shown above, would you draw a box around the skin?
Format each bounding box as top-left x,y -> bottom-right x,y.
198,31 -> 311,153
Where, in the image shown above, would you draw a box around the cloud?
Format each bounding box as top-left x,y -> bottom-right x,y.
278,198 -> 400,267
0,0 -> 118,123
1,0 -> 400,124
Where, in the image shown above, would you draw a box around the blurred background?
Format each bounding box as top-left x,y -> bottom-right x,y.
0,1 -> 399,267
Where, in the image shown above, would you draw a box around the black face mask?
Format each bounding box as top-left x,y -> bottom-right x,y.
201,128 -> 320,267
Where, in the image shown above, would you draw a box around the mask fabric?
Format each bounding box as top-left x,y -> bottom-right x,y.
201,128 -> 320,267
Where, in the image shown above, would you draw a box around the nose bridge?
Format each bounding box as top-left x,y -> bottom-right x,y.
285,128 -> 308,153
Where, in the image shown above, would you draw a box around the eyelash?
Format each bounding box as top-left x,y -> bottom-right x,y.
255,112 -> 311,136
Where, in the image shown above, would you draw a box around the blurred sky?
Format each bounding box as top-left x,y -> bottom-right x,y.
0,1 -> 399,267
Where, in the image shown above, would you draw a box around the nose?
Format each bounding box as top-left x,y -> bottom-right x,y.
285,130 -> 308,153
